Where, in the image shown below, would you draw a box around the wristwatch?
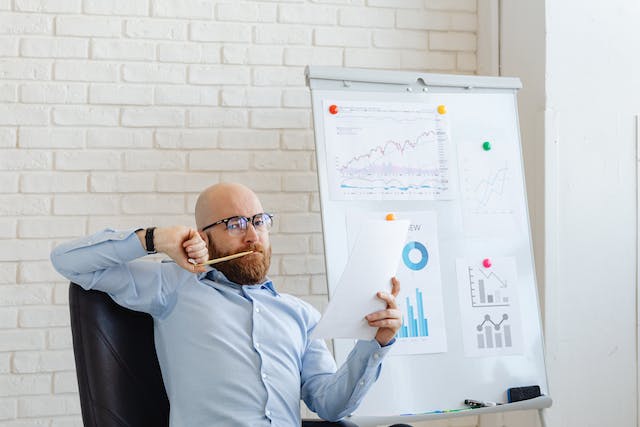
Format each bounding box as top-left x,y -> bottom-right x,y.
145,227 -> 157,254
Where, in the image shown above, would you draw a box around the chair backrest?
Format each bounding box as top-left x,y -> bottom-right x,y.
69,283 -> 170,427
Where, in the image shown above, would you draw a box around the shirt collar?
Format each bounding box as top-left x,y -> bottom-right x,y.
200,267 -> 278,296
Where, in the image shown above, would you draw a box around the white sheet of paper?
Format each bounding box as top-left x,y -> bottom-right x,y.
311,219 -> 409,340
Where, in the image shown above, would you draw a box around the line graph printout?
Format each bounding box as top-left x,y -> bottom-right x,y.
457,131 -> 526,237
323,100 -> 453,200
456,257 -> 523,357
465,162 -> 511,215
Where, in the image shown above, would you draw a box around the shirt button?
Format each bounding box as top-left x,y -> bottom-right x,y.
255,307 -> 260,313
255,343 -> 260,349
265,410 -> 271,417
119,233 -> 125,238
373,353 -> 380,360
262,373 -> 268,379
359,380 -> 365,386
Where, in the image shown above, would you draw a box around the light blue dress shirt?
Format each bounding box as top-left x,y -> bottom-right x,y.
51,228 -> 394,426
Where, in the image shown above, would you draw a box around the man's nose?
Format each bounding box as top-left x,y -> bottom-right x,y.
243,222 -> 259,242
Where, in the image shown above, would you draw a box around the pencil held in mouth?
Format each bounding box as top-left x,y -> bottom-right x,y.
193,250 -> 254,267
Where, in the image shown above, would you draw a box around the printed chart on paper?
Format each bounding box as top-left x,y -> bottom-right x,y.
455,257 -> 523,357
324,100 -> 453,200
457,128 -> 527,237
346,211 -> 447,355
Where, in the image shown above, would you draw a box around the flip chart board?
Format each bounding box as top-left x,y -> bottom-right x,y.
305,66 -> 550,421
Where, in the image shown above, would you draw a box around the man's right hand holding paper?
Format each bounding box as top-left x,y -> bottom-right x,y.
365,277 -> 402,346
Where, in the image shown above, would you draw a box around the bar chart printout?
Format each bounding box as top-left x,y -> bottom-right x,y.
476,314 -> 512,349
392,212 -> 447,355
347,210 -> 448,355
456,257 -> 523,357
398,288 -> 429,338
468,265 -> 511,307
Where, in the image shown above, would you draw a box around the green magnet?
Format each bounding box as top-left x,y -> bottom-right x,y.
482,141 -> 491,151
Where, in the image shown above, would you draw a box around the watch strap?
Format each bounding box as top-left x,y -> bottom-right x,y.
145,227 -> 157,253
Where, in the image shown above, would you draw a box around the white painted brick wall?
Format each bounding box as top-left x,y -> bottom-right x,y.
0,1 -> 499,426
125,19 -> 188,40
20,83 -> 86,104
16,0 -> 81,14
87,129 -> 153,148
154,129 -> 218,149
122,63 -> 186,83
20,37 -> 88,58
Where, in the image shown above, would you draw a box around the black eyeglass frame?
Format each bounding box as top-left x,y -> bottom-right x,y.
200,213 -> 274,233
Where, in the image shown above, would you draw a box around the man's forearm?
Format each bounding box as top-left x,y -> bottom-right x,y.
302,339 -> 393,421
136,227 -> 181,254
50,228 -> 179,318
51,228 -> 147,282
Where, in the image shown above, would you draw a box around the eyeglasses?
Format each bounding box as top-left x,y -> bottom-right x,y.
201,213 -> 274,236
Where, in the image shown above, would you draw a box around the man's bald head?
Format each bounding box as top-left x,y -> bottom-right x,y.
195,182 -> 271,285
195,182 -> 264,231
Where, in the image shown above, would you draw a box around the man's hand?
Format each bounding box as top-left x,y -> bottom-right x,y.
138,226 -> 208,273
365,277 -> 401,346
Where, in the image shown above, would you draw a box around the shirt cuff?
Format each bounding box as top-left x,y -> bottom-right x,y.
354,338 -> 394,360
111,228 -> 148,262
381,337 -> 396,347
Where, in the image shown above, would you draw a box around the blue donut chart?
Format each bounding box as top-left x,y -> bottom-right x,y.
402,241 -> 429,271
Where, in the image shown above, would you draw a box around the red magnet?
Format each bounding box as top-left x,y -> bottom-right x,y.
482,258 -> 492,268
329,104 -> 338,115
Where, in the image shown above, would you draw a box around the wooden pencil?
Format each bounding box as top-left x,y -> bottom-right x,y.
195,250 -> 254,266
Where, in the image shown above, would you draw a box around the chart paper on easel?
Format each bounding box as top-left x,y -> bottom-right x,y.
456,257 -> 524,357
323,100 -> 453,201
347,211 -> 447,355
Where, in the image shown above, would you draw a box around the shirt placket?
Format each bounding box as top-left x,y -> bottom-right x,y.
244,287 -> 274,423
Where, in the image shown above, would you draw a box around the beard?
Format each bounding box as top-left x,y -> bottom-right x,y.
209,241 -> 272,285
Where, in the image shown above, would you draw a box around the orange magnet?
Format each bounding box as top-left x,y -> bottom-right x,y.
385,213 -> 396,221
482,258 -> 492,268
329,104 -> 338,115
437,105 -> 447,115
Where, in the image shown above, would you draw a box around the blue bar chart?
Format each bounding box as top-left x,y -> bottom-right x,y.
397,288 -> 429,338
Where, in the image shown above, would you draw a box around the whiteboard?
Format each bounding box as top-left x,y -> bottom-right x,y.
306,66 -> 550,420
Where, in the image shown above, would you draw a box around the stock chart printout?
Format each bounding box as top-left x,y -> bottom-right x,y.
323,100 -> 453,201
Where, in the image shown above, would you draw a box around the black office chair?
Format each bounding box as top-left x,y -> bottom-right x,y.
68,283 -> 359,427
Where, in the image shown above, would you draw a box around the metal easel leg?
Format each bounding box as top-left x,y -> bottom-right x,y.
538,408 -> 547,427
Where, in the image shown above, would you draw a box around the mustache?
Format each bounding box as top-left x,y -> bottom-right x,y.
212,243 -> 266,263
242,243 -> 265,254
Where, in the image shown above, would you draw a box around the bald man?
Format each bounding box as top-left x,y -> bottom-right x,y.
51,183 -> 401,427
